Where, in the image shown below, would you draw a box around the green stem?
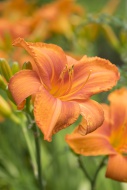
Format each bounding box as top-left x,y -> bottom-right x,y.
78,155 -> 106,190
90,157 -> 106,190
33,123 -> 44,190
9,109 -> 38,177
20,121 -> 37,177
78,155 -> 92,182
24,98 -> 44,189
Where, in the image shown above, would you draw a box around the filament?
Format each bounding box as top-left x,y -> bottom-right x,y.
58,69 -> 92,100
52,64 -> 74,96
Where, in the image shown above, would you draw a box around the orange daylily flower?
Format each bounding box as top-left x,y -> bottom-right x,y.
0,17 -> 33,41
0,0 -> 32,17
30,0 -> 84,40
0,0 -> 34,40
66,88 -> 127,182
8,38 -> 119,141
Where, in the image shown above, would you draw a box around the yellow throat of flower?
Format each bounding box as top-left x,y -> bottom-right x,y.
110,122 -> 127,154
51,64 -> 92,99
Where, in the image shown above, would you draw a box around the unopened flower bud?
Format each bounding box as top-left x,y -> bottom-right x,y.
0,95 -> 11,117
6,86 -> 16,104
0,75 -> 8,91
22,61 -> 32,70
0,95 -> 20,123
11,61 -> 20,74
0,58 -> 12,82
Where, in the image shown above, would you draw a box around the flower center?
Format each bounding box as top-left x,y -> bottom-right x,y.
51,64 -> 74,97
50,65 -> 92,100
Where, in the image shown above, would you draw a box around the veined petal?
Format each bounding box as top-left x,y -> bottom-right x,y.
93,104 -> 111,137
8,70 -> 41,105
66,131 -> 115,156
107,88 -> 127,150
12,38 -> 67,89
78,99 -> 104,135
106,154 -> 127,182
34,87 -> 80,141
61,56 -> 120,101
108,88 -> 127,131
66,55 -> 77,66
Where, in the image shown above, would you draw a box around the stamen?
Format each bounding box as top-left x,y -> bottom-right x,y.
59,64 -> 68,80
52,64 -> 74,96
75,69 -> 92,92
63,64 -> 74,94
84,69 -> 92,85
58,69 -> 92,100
69,69 -> 92,94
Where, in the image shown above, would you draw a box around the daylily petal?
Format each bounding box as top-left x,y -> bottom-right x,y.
8,70 -> 41,105
93,104 -> 111,137
78,99 -> 104,135
66,55 -> 77,66
106,154 -> 127,182
108,88 -> 127,131
106,88 -> 127,151
34,87 -> 80,141
66,131 -> 115,156
12,37 -> 67,90
61,56 -> 120,101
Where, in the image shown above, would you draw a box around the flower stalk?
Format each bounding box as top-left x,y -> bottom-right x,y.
20,120 -> 37,177
32,122 -> 44,190
24,98 -> 44,190
90,157 -> 106,190
78,155 -> 106,190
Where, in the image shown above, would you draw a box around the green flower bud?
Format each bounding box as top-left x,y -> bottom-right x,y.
0,59 -> 12,82
0,75 -> 7,91
22,61 -> 32,70
11,61 -> 20,74
0,95 -> 11,117
6,86 -> 16,104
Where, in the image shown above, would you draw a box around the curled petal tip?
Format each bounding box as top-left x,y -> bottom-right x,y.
12,37 -> 24,46
76,124 -> 87,136
44,135 -> 52,142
